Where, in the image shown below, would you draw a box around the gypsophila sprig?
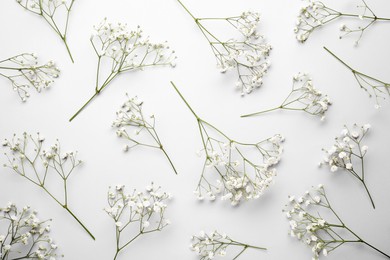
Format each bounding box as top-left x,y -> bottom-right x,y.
69,18 -> 176,121
242,72 -> 331,120
284,185 -> 390,259
176,0 -> 271,95
16,0 -> 75,62
190,230 -> 266,260
113,95 -> 178,175
171,82 -> 284,206
0,203 -> 61,260
295,0 -> 390,45
320,123 -> 375,208
2,132 -> 95,240
0,53 -> 60,102
105,183 -> 172,260
324,47 -> 390,108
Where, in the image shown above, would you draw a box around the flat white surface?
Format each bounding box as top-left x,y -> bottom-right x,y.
1,0 -> 390,259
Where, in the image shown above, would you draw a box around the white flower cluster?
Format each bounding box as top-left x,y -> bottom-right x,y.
294,0 -> 382,45
105,183 -> 171,228
2,132 -> 82,179
195,133 -> 284,206
105,183 -> 171,259
284,185 -> 331,260
16,0 -> 71,14
0,53 -> 60,101
190,230 -> 264,260
112,95 -> 178,174
0,203 -> 59,260
294,1 -> 340,43
291,72 -> 331,120
91,18 -> 176,75
320,123 -> 371,173
215,11 -> 272,95
113,95 -> 151,151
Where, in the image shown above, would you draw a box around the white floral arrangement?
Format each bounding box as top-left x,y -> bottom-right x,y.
176,0 -> 271,95
0,203 -> 60,260
242,72 -> 331,120
0,53 -> 60,102
284,185 -> 390,259
105,183 -> 171,260
190,230 -> 265,260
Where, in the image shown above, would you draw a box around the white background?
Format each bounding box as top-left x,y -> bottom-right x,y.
1,0 -> 390,259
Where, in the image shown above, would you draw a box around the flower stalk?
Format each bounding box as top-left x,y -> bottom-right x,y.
171,82 -> 284,205
16,0 -> 76,62
2,132 -> 95,240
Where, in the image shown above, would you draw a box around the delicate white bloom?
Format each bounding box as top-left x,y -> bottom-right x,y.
242,72 -> 331,119
190,230 -> 264,259
0,53 -> 60,101
0,203 -> 59,259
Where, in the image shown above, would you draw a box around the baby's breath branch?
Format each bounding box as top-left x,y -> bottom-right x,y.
324,46 -> 390,107
16,0 -> 76,62
295,0 -> 390,45
0,203 -> 60,259
320,124 -> 375,208
190,230 -> 266,259
242,72 -> 331,120
176,1 -> 271,95
171,82 -> 284,205
285,185 -> 390,259
105,184 -> 171,260
69,19 -> 176,121
113,95 -> 178,175
2,133 -> 95,240
0,53 -> 60,102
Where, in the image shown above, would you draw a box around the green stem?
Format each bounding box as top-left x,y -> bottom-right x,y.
69,91 -> 99,122
323,46 -> 354,71
241,106 -> 282,118
62,37 -> 74,63
64,206 -> 95,240
170,81 -> 199,119
160,147 -> 178,175
176,0 -> 197,20
362,241 -> 390,258
361,180 -> 375,209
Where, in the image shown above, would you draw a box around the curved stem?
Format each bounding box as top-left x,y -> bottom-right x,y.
64,206 -> 95,240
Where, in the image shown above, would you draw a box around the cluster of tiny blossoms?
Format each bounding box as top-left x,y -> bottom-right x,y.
241,72 -> 331,119
291,73 -> 331,120
294,1 -> 340,43
113,95 -> 156,151
284,185 -> 331,260
0,203 -> 59,260
91,18 -> 176,78
0,53 -> 60,101
2,132 -> 82,183
295,0 -> 386,45
215,12 -> 272,95
319,123 -> 375,208
112,95 -> 178,174
195,133 -> 284,206
320,123 -> 371,173
16,0 -> 70,12
105,183 -> 171,259
190,230 -> 265,260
